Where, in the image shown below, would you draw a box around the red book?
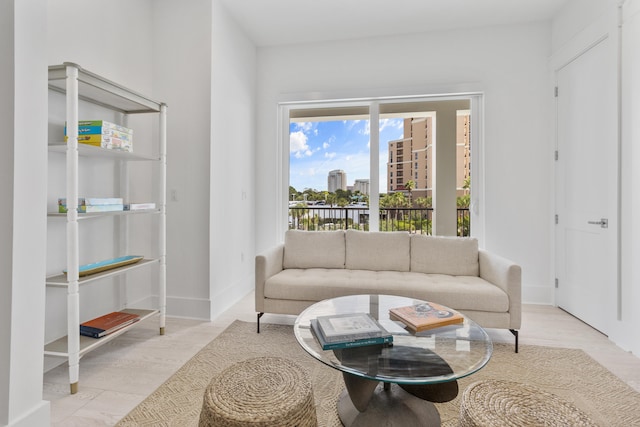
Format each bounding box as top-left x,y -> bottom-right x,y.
80,311 -> 140,338
389,302 -> 464,332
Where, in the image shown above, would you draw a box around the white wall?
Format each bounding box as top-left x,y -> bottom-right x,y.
255,23 -> 554,303
622,0 -> 640,356
151,0 -> 214,319
620,0 -> 640,354
209,0 -> 257,317
1,0 -> 51,425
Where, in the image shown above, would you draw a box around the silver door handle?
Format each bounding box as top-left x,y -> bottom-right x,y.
587,218 -> 608,228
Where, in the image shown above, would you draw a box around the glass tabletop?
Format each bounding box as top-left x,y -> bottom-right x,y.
294,294 -> 493,385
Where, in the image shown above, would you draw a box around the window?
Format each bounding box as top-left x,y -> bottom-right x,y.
282,94 -> 482,238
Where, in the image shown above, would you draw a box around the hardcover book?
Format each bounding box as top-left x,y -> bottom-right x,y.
124,202 -> 156,211
311,312 -> 393,350
311,318 -> 393,350
80,311 -> 140,338
389,302 -> 464,332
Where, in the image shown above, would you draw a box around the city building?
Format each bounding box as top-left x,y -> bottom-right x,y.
353,179 -> 370,195
387,112 -> 470,201
328,169 -> 347,193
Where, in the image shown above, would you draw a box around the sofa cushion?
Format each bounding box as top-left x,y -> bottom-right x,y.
411,235 -> 479,276
283,230 -> 345,269
345,230 -> 410,272
264,269 -> 509,313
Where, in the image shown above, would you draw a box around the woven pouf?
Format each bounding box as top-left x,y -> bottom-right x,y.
199,356 -> 317,427
459,379 -> 598,427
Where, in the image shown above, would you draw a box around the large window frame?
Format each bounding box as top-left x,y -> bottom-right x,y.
277,93 -> 485,242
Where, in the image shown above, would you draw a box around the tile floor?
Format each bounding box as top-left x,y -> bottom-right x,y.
43,292 -> 640,426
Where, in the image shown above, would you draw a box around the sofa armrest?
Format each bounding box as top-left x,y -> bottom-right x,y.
255,243 -> 285,313
478,249 -> 522,329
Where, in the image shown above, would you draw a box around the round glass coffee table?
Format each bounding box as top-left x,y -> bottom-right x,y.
294,294 -> 493,426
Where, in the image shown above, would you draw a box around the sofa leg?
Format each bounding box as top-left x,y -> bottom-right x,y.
257,312 -> 264,333
509,329 -> 519,353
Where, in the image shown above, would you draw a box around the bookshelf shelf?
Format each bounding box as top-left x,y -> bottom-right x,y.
45,258 -> 160,287
48,142 -> 160,161
47,209 -> 161,219
44,308 -> 159,358
45,62 -> 167,394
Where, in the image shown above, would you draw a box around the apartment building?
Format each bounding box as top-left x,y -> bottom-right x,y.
353,179 -> 370,195
387,112 -> 470,201
328,169 -> 347,193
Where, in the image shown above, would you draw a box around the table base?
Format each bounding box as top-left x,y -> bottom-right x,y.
337,384 -> 441,427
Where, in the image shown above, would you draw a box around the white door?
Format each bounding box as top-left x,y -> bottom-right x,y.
555,36 -> 618,335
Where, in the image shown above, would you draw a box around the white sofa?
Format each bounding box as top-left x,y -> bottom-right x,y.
255,229 -> 522,351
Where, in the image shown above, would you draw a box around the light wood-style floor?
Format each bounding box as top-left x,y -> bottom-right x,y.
43,292 -> 640,426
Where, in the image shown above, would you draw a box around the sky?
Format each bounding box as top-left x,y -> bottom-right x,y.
289,118 -> 404,193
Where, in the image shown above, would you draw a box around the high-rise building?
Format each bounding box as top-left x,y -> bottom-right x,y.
387,112 -> 470,202
328,169 -> 347,193
353,179 -> 370,195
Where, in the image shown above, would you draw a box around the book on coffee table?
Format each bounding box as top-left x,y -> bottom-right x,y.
311,313 -> 393,350
389,302 -> 464,332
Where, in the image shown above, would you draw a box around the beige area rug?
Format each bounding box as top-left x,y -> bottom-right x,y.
117,320 -> 640,427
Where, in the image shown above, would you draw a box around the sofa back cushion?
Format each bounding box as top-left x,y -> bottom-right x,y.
410,235 -> 479,276
283,230 -> 346,269
345,230 -> 410,272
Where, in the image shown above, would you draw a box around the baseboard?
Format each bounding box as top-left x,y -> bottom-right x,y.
211,274 -> 253,320
6,400 -> 50,427
166,295 -> 212,320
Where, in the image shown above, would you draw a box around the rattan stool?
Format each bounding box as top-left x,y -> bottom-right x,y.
460,379 -> 597,427
199,356 -> 317,427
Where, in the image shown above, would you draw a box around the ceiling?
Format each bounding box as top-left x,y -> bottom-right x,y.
219,0 -> 570,47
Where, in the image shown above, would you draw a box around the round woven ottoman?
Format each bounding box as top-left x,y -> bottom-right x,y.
199,356 -> 317,427
460,380 -> 598,427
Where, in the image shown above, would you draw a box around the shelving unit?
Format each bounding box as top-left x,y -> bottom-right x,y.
46,62 -> 167,394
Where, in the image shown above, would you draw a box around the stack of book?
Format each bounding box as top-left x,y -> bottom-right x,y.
65,120 -> 133,152
389,302 -> 464,332
80,311 -> 140,338
310,312 -> 393,350
58,197 -> 124,213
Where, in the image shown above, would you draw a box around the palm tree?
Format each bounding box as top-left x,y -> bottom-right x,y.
404,180 -> 415,206
414,197 -> 432,208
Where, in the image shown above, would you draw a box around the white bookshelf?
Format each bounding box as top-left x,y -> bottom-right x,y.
46,62 -> 167,394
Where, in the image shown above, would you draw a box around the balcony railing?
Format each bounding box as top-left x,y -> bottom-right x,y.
288,206 -> 470,236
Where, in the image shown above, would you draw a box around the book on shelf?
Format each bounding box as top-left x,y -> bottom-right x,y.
310,313 -> 393,350
58,197 -> 124,213
79,311 -> 140,338
58,204 -> 124,213
64,120 -> 133,152
124,202 -> 156,211
389,302 -> 464,332
59,197 -> 123,206
65,120 -> 133,135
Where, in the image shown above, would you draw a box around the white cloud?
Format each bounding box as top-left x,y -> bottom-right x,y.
295,122 -> 314,132
361,121 -> 370,136
379,118 -> 403,133
323,142 -> 330,149
325,152 -> 336,159
290,130 -> 312,158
